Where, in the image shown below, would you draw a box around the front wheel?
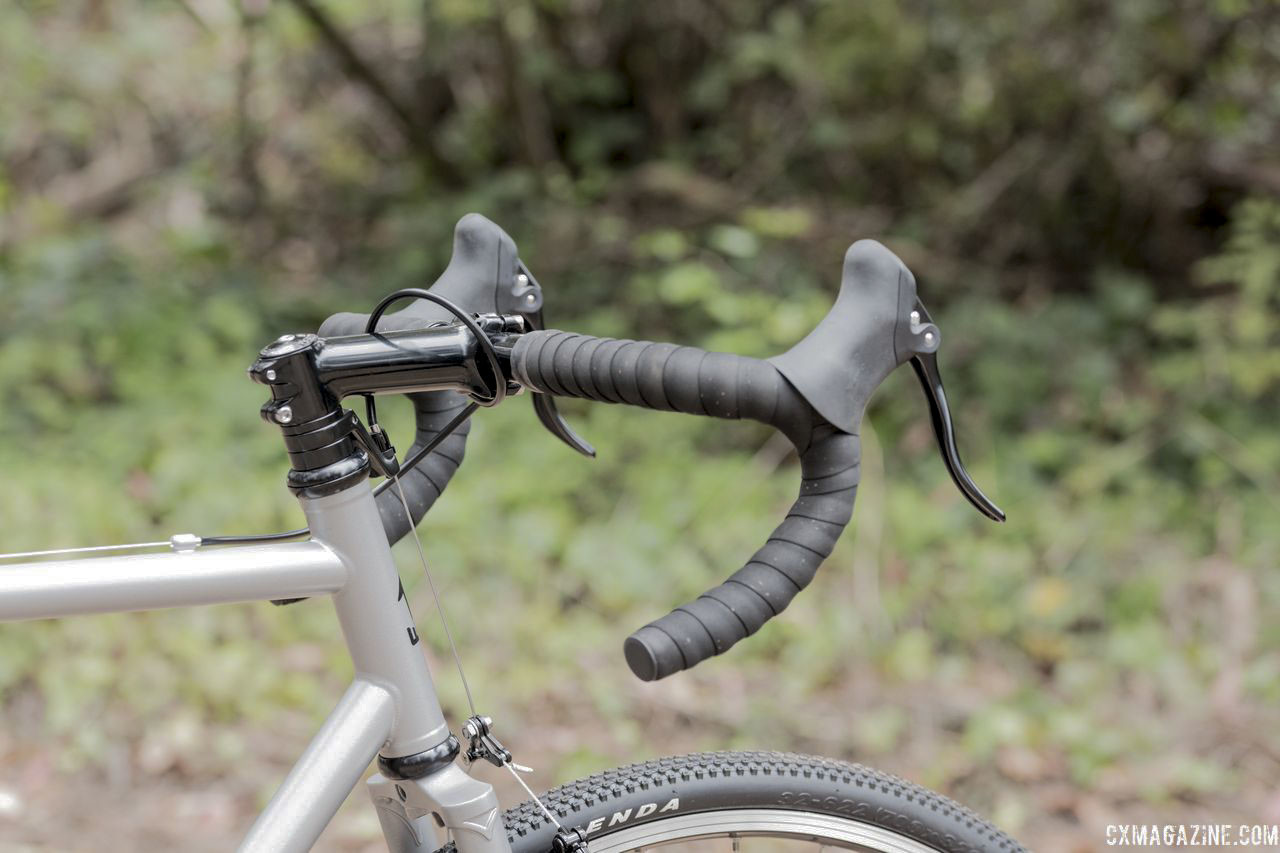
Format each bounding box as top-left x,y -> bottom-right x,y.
456,752 -> 1026,853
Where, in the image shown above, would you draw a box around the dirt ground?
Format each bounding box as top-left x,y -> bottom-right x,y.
3,670 -> 1277,853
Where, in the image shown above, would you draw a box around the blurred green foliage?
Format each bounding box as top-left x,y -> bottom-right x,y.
1,0 -> 1278,845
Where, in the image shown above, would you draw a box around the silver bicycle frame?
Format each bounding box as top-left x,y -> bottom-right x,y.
0,482 -> 511,853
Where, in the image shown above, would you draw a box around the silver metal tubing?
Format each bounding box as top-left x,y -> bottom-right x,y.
404,762 -> 510,853
367,774 -> 442,852
0,542 -> 346,622
299,484 -> 452,756
239,679 -> 396,853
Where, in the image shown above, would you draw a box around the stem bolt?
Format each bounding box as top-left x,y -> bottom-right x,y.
274,405 -> 294,424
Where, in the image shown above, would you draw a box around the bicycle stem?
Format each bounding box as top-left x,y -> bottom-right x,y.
248,316 -> 525,498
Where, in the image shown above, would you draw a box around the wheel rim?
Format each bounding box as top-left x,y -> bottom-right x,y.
586,808 -> 940,853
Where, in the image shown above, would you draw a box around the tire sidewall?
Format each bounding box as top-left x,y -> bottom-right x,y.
496,753 -> 1018,853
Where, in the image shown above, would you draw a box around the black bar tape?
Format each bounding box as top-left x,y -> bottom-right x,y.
375,391 -> 472,544
512,330 -> 861,680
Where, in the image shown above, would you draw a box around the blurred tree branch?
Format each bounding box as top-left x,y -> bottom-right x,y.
493,0 -> 560,172
0,121 -> 185,249
234,4 -> 266,218
285,0 -> 458,186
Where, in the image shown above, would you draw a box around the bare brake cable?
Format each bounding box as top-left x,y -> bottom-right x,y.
388,423 -> 564,831
389,475 -> 477,717
0,540 -> 174,561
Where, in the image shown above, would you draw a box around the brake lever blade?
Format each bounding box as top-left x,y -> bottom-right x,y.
908,303 -> 1005,522
515,263 -> 596,458
532,392 -> 596,457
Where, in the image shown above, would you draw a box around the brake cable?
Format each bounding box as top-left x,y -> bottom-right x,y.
363,287 -> 507,410
350,293 -> 559,816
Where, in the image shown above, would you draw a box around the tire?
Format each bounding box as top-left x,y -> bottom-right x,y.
437,751 -> 1026,853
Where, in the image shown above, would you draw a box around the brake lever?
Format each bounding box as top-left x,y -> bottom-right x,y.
513,262 -> 596,458
906,300 -> 1005,523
